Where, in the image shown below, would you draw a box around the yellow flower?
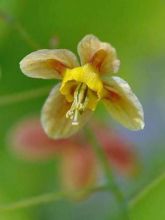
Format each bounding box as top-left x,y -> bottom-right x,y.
20,35 -> 144,139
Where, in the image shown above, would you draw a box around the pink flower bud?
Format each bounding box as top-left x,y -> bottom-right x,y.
59,144 -> 97,198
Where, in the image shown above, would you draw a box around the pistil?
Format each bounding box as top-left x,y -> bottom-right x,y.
66,83 -> 89,125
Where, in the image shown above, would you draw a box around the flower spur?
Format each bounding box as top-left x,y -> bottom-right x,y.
20,34 -> 144,139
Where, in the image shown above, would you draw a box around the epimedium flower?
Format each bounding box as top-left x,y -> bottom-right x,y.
7,117 -> 70,160
8,117 -> 139,192
7,117 -> 97,194
20,35 -> 144,139
91,121 -> 139,176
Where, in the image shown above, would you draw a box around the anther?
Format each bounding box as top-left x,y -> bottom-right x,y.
66,83 -> 88,125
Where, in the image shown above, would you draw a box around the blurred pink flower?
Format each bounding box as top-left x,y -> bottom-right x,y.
60,144 -> 97,195
8,117 -> 72,161
92,122 -> 138,176
8,117 -> 138,193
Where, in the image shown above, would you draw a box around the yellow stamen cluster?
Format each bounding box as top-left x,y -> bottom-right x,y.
66,83 -> 89,125
60,64 -> 104,125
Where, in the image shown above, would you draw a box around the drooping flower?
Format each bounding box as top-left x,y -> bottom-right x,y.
20,35 -> 144,139
8,117 -> 139,194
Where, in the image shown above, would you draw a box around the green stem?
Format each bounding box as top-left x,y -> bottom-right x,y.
0,10 -> 40,49
0,86 -> 51,107
0,185 -> 108,212
0,171 -> 164,213
129,171 -> 165,207
85,126 -> 130,220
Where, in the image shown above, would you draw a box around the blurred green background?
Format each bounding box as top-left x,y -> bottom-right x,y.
0,0 -> 165,219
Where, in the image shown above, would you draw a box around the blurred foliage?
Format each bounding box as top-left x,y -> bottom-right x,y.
0,0 -> 165,219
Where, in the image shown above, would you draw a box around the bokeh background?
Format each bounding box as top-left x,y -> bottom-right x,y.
0,0 -> 165,219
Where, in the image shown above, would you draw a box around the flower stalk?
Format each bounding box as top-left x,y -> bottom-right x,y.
0,185 -> 108,212
85,126 -> 130,220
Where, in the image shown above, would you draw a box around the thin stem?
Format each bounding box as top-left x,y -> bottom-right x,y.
0,86 -> 51,107
0,185 -> 108,212
0,171 -> 164,212
129,171 -> 165,207
0,10 -> 40,49
0,191 -> 65,212
85,126 -> 130,220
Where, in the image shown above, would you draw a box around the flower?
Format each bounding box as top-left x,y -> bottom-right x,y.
8,117 -> 139,194
8,117 -> 71,161
20,35 -> 144,139
92,122 -> 139,176
59,143 -> 97,196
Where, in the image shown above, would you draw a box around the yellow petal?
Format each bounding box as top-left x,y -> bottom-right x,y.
77,34 -> 120,75
41,83 -> 92,139
20,49 -> 79,79
102,76 -> 144,130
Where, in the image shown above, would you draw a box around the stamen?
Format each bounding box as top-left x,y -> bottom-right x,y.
66,83 -> 88,125
72,109 -> 79,125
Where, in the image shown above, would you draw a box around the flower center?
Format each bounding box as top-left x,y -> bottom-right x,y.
60,64 -> 104,125
66,82 -> 89,125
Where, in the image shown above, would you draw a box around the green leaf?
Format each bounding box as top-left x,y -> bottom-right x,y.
130,173 -> 165,220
